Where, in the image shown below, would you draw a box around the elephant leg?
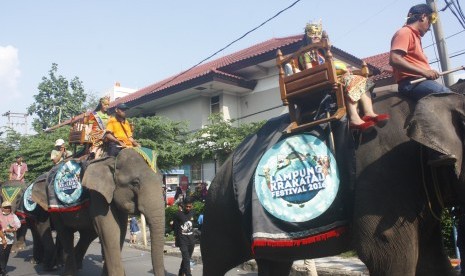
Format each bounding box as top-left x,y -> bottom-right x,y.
75,229 -> 98,270
416,217 -> 456,276
354,214 -> 418,276
90,192 -> 127,276
32,216 -> 58,270
201,160 -> 252,276
12,223 -> 27,252
256,259 -> 293,276
52,216 -> 77,276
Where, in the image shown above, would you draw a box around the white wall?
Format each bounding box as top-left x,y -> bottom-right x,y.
222,93 -> 240,122
156,96 -> 211,131
238,74 -> 287,123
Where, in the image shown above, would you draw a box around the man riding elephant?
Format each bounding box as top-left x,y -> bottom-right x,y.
389,3 -> 457,167
105,103 -> 140,157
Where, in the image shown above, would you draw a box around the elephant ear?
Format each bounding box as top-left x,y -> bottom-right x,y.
407,93 -> 464,175
31,179 -> 49,211
82,157 -> 116,204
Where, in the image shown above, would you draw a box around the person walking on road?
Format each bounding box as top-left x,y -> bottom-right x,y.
129,217 -> 140,244
0,201 -> 21,276
173,197 -> 196,276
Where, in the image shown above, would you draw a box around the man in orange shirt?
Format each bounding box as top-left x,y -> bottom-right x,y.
390,4 -> 451,101
106,103 -> 140,157
390,4 -> 455,167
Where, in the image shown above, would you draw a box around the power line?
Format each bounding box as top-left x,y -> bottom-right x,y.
423,29 -> 465,49
429,50 -> 465,64
444,0 -> 465,29
332,0 -> 400,44
131,0 -> 302,98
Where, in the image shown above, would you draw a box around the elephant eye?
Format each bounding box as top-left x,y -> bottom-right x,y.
131,178 -> 140,187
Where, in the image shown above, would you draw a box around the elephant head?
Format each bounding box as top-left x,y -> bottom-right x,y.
0,180 -> 28,213
82,148 -> 165,276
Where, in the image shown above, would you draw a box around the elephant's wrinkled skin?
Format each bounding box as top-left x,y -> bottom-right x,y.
201,91 -> 464,276
32,149 -> 165,276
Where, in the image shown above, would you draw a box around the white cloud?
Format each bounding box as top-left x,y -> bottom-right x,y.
0,45 -> 21,98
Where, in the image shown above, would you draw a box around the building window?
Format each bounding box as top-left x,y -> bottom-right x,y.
210,96 -> 220,114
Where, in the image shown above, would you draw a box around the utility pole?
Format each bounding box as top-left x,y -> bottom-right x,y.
2,111 -> 28,135
426,0 -> 454,86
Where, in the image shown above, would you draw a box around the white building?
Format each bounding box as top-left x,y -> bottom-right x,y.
106,82 -> 137,102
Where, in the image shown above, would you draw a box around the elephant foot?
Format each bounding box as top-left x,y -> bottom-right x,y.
43,265 -> 57,272
29,259 -> 39,264
11,246 -> 25,253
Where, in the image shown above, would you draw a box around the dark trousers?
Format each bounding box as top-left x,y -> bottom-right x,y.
0,244 -> 12,274
107,142 -> 122,157
178,242 -> 195,276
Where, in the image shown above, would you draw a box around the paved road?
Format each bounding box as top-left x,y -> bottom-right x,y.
6,235 -> 254,275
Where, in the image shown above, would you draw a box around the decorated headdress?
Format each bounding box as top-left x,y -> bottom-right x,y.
94,95 -> 111,112
99,95 -> 110,104
305,20 -> 323,39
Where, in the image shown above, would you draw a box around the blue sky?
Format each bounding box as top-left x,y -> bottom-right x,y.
1,0 -> 464,133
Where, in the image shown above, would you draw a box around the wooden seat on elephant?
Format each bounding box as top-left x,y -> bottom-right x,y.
276,34 -> 346,133
69,113 -> 92,145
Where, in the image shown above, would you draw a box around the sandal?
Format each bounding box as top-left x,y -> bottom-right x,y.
362,114 -> 390,128
349,121 -> 375,133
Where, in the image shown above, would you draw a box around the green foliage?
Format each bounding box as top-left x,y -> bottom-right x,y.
27,63 -> 87,132
188,113 -> 265,165
130,116 -> 190,170
0,127 -> 70,183
442,208 -> 457,258
165,204 -> 179,233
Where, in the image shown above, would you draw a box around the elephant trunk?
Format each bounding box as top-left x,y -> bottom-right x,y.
142,205 -> 165,276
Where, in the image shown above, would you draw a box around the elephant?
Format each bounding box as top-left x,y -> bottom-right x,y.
1,179 -> 62,271
30,148 -> 165,276
201,89 -> 465,276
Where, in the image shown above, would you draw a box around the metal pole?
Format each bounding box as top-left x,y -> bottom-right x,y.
141,213 -> 148,247
426,0 -> 454,86
58,107 -> 62,124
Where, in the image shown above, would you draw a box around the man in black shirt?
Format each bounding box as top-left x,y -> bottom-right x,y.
174,197 -> 195,276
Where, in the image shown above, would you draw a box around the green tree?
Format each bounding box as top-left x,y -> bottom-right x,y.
28,63 -> 87,132
131,116 -> 191,170
0,127 -> 70,182
188,113 -> 265,165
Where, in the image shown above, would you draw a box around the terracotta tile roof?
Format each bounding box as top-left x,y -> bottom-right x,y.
363,52 -> 394,83
363,52 -> 392,72
111,35 -> 304,107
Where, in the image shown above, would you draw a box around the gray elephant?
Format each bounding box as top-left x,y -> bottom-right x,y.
201,90 -> 465,276
1,179 -> 61,271
31,148 -> 165,276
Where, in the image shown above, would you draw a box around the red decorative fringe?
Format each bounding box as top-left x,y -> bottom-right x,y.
15,211 -> 28,224
251,226 -> 347,253
48,201 -> 90,213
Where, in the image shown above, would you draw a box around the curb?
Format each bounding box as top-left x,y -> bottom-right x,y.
128,242 -> 368,276
163,244 -> 367,275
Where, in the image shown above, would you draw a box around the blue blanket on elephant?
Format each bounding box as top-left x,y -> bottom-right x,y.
47,160 -> 89,212
233,114 -> 354,259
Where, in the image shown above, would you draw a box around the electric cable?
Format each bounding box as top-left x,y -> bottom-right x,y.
133,0 -> 302,96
